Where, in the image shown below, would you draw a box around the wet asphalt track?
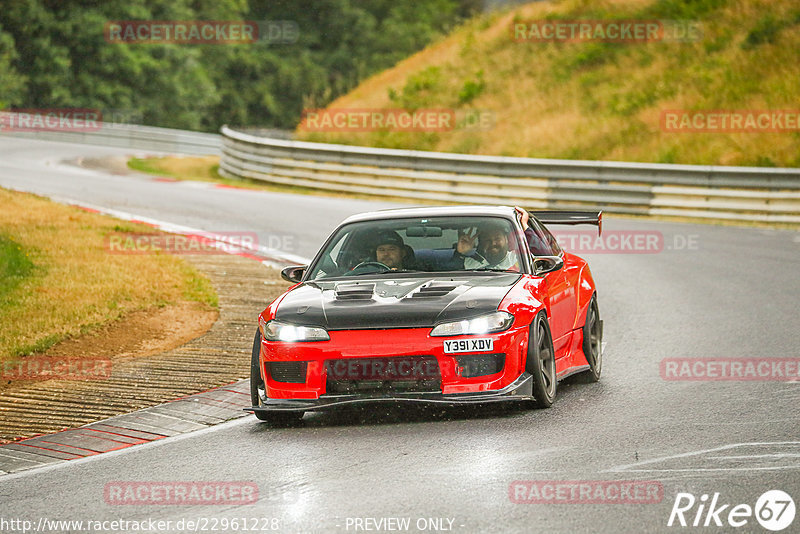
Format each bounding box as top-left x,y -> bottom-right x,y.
0,137 -> 798,534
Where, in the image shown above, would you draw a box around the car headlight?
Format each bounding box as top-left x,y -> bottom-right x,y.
430,311 -> 514,337
260,319 -> 329,342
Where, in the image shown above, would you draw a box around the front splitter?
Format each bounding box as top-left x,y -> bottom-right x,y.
246,373 -> 534,412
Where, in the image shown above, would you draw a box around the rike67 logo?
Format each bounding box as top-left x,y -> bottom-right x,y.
668,490 -> 795,531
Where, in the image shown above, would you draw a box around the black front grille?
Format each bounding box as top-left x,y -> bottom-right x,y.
455,353 -> 505,378
325,356 -> 441,394
268,361 -> 308,383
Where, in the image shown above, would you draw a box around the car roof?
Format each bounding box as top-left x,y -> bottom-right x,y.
340,205 -> 518,225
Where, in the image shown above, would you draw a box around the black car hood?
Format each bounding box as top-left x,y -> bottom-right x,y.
275,274 -> 521,330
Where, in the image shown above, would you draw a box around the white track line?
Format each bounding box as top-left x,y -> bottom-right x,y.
605,441 -> 800,473
43,192 -> 312,267
0,417 -> 255,482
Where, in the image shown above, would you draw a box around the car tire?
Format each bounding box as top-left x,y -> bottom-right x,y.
250,328 -> 305,425
575,295 -> 602,383
526,312 -> 557,408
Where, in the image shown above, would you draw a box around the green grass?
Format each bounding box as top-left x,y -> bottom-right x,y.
0,187 -> 218,360
10,334 -> 62,359
179,263 -> 219,308
0,234 -> 36,306
128,156 -> 221,182
127,157 -> 165,176
301,0 -> 800,167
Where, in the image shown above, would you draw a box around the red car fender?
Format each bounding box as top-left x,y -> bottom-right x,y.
258,283 -> 301,324
572,259 -> 597,331
498,276 -> 546,325
498,276 -> 546,370
257,285 -> 303,380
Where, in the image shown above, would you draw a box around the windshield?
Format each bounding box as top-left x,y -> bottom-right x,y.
307,216 -> 524,279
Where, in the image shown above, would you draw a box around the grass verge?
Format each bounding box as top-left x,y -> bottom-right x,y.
298,0 -> 800,167
128,155 -> 223,183
0,187 -> 217,360
0,234 -> 35,304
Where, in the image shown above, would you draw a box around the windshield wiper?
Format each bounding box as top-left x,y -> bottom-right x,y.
342,268 -> 428,277
471,268 -> 513,272
342,270 -> 391,277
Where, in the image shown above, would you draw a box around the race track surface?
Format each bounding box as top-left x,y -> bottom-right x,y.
0,137 -> 798,534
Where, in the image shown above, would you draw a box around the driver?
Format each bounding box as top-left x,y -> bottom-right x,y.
373,230 -> 408,270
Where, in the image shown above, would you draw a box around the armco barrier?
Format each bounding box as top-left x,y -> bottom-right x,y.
0,112 -> 220,155
219,126 -> 800,224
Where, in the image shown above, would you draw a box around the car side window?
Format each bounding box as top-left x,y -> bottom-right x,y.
539,220 -> 562,255
526,219 -> 558,256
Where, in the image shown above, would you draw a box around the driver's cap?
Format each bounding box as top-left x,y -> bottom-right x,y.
375,230 -> 404,248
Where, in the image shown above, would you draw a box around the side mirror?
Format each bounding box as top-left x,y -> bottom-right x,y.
281,265 -> 307,283
533,256 -> 564,276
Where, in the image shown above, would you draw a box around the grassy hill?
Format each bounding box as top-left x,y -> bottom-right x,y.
296,0 -> 800,167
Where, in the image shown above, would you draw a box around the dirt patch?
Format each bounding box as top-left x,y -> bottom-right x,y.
1,296 -> 218,397
0,254 -> 290,443
79,155 -> 133,175
42,302 -> 218,361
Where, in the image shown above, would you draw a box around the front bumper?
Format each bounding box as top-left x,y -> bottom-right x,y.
246,372 -> 534,413
258,325 -> 530,398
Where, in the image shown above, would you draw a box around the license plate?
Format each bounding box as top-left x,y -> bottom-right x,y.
443,338 -> 493,354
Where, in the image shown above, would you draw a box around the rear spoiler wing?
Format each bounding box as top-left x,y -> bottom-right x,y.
529,210 -> 603,236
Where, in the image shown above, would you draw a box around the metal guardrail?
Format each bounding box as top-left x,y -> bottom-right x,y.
219,126 -> 800,224
0,113 -> 220,155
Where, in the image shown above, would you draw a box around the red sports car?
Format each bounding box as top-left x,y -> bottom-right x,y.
248,206 -> 603,424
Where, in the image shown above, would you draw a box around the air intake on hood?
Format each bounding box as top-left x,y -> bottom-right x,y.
334,283 -> 375,300
411,282 -> 459,298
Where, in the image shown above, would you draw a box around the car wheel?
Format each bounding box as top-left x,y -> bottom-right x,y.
526,312 -> 557,408
250,328 -> 305,425
576,296 -> 602,383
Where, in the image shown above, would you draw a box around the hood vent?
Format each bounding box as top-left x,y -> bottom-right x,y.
334,283 -> 375,300
411,282 -> 459,298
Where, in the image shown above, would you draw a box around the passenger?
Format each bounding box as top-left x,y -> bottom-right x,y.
452,207 -> 531,270
457,221 -> 518,269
